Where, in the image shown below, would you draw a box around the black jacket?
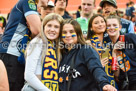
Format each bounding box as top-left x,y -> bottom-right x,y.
62,12 -> 71,19
59,45 -> 110,91
122,33 -> 136,85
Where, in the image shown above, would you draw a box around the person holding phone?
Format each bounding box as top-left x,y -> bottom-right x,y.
58,19 -> 117,91
87,14 -> 118,89
106,14 -> 136,90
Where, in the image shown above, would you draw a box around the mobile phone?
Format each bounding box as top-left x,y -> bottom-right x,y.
101,48 -> 109,59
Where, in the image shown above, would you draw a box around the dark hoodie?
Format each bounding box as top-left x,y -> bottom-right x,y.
59,45 -> 110,91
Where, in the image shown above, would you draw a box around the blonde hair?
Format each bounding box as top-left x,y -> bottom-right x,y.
26,13 -> 63,65
40,13 -> 63,63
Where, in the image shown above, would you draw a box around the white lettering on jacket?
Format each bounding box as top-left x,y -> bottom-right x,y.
59,64 -> 81,78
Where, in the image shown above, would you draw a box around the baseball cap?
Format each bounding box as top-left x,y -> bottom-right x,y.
100,0 -> 117,8
48,1 -> 54,7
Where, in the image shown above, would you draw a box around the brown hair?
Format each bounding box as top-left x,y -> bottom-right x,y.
54,0 -> 68,7
57,19 -> 87,63
60,19 -> 86,45
59,19 -> 100,61
87,14 -> 106,39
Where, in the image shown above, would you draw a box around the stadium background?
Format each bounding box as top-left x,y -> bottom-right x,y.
0,0 -> 136,16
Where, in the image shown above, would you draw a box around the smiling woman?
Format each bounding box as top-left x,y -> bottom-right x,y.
61,23 -> 78,47
58,19 -> 117,91
44,20 -> 60,41
87,14 -> 118,89
106,15 -> 136,90
22,13 -> 64,91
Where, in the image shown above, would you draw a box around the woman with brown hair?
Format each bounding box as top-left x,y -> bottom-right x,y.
58,19 -> 117,91
87,14 -> 118,89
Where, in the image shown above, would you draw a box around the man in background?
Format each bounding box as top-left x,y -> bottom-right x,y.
76,5 -> 81,18
0,0 -> 48,91
76,0 -> 95,38
129,1 -> 135,20
41,0 -> 55,19
54,0 -> 71,19
100,0 -> 134,34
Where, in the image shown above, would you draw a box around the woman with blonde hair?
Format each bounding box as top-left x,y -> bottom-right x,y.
22,13 -> 63,91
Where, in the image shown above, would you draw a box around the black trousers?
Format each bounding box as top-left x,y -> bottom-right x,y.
0,53 -> 25,91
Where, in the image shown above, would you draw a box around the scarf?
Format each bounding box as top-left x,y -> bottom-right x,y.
41,40 -> 59,91
90,35 -> 118,88
116,51 -> 131,72
18,28 -> 31,64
